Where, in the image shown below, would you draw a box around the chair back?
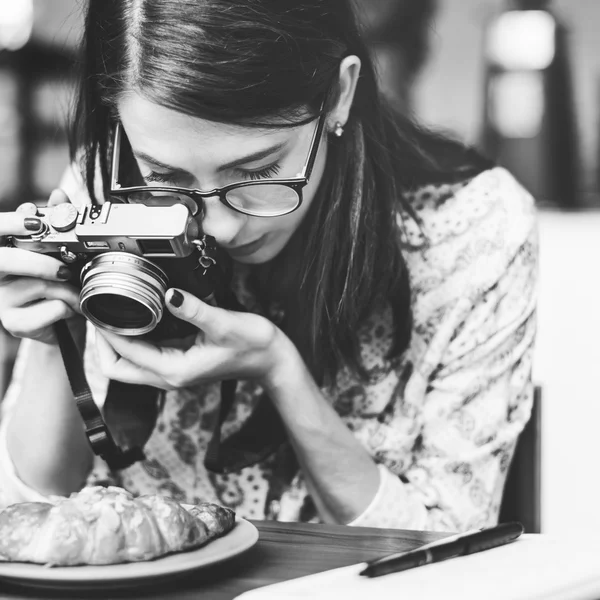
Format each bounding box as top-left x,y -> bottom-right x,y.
499,385 -> 542,533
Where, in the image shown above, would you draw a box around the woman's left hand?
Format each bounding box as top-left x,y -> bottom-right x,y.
95,289 -> 288,390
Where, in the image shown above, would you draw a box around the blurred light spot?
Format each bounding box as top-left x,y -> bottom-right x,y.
487,10 -> 556,70
0,0 -> 33,51
33,140 -> 69,193
489,71 -> 545,138
33,78 -> 74,129
0,69 -> 20,197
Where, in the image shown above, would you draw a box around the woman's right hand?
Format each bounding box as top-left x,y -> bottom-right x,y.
0,190 -> 84,345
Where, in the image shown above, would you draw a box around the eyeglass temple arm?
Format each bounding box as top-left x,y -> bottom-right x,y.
300,109 -> 328,180
110,123 -> 123,190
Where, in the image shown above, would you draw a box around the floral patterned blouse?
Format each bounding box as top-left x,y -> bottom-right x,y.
0,166 -> 538,533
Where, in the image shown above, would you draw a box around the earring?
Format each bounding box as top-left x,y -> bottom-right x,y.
332,121 -> 345,138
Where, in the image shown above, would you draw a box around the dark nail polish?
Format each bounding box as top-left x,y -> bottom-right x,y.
169,290 -> 184,308
57,266 -> 72,281
24,217 -> 42,232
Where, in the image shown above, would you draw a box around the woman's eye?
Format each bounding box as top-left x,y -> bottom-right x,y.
144,171 -> 178,185
236,163 -> 282,182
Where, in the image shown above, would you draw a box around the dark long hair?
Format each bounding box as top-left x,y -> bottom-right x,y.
71,0 -> 492,385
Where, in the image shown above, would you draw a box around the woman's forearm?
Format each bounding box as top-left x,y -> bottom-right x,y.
263,332 -> 380,524
6,326 -> 94,496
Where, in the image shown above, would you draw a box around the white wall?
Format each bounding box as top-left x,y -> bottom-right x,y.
535,211 -> 600,536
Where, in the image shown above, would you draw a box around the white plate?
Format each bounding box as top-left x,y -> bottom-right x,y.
0,517 -> 258,590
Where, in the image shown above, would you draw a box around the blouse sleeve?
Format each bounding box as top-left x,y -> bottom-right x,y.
0,323 -> 118,508
0,341 -> 54,506
346,169 -> 538,532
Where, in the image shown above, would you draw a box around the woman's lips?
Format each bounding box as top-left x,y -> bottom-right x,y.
224,235 -> 267,258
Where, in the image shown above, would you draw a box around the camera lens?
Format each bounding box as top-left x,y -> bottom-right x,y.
84,295 -> 154,330
80,252 -> 168,336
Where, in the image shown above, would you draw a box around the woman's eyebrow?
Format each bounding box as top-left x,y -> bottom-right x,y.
133,140 -> 288,173
133,151 -> 180,172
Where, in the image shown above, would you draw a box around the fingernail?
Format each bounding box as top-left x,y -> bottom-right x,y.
169,290 -> 184,308
57,266 -> 72,281
24,217 -> 43,232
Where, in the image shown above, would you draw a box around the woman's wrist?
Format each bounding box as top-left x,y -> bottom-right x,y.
260,327 -> 306,397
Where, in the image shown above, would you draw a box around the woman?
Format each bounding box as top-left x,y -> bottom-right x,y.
0,0 -> 537,532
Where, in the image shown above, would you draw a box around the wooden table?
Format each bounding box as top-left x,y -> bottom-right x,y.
0,521 -> 448,600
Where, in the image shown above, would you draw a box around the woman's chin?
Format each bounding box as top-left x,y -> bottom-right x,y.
231,252 -> 273,265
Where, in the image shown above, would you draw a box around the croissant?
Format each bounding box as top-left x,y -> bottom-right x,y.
0,486 -> 235,566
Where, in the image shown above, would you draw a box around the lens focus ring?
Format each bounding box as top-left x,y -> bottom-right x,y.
80,252 -> 169,336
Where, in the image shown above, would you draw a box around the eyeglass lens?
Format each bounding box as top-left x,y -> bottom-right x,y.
225,184 -> 300,216
125,185 -> 300,217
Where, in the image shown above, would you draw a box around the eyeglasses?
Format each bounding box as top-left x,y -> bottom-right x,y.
109,110 -> 327,218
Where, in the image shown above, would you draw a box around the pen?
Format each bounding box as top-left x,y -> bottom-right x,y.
359,521 -> 524,578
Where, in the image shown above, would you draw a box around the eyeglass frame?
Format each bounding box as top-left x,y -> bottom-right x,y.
109,108 -> 328,218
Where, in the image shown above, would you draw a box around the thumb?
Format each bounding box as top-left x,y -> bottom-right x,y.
47,188 -> 71,207
165,288 -> 228,334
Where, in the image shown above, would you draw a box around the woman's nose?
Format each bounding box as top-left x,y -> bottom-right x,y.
199,197 -> 247,246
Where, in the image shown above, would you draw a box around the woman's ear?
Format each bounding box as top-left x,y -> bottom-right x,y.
329,55 -> 362,132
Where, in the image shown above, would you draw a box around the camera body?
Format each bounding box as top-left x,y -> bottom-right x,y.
12,201 -> 222,339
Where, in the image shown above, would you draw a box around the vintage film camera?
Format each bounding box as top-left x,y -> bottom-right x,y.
12,200 -> 227,340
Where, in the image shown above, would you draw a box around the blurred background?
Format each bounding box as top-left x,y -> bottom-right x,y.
0,0 -> 599,536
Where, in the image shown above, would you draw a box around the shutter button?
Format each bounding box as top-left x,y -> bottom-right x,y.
49,203 -> 79,232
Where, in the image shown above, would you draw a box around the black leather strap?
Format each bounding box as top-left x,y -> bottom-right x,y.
203,382 -> 287,474
54,319 -> 145,470
102,379 -> 161,453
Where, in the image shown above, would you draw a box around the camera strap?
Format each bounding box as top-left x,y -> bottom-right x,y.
54,320 -> 146,470
203,385 -> 288,474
